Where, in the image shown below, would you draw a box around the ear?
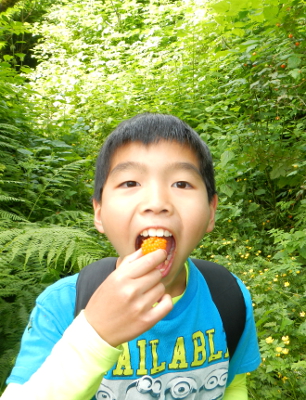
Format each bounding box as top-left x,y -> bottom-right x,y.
93,198 -> 105,233
206,194 -> 218,233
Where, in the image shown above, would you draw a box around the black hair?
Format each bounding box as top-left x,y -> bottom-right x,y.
94,113 -> 216,202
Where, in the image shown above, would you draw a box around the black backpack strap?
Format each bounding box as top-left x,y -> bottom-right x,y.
191,258 -> 246,359
74,257 -> 117,317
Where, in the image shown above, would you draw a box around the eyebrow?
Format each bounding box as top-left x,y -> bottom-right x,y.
168,162 -> 202,178
109,161 -> 202,178
109,162 -> 145,176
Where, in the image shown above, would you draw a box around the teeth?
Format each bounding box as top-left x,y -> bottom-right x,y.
148,228 -> 156,236
167,246 -> 174,260
156,228 -> 163,237
140,228 -> 172,237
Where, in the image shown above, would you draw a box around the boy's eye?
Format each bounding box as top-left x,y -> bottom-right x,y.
121,181 -> 139,188
173,181 -> 192,189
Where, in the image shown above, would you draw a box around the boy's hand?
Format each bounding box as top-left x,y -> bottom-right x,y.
84,249 -> 173,347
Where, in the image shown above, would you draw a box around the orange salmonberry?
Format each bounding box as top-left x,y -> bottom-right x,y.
141,237 -> 167,254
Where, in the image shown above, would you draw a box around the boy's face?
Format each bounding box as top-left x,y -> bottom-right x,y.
93,140 -> 217,297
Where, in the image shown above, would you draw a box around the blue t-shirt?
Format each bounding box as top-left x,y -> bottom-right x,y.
8,259 -> 261,399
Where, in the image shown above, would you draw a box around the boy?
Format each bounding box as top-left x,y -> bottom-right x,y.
2,113 -> 260,400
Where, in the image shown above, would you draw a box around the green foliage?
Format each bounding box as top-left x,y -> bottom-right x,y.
0,221 -> 114,272
0,5 -> 106,389
0,260 -> 47,391
0,0 -> 305,398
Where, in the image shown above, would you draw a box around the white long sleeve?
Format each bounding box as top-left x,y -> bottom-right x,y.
1,311 -> 121,400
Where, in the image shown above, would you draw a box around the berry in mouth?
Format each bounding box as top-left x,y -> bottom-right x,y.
136,229 -> 176,275
141,237 -> 167,254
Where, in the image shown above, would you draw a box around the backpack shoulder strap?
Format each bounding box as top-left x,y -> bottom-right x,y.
74,257 -> 117,317
191,258 -> 246,359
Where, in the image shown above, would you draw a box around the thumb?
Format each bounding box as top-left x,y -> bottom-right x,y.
117,248 -> 143,269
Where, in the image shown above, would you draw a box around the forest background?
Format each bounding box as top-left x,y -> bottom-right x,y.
0,0 -> 305,398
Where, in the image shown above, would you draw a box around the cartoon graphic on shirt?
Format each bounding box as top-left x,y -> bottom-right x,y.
199,368 -> 228,400
97,362 -> 228,399
96,384 -> 117,400
164,376 -> 197,399
125,376 -> 162,399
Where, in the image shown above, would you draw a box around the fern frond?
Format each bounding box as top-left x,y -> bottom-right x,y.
27,159 -> 90,220
0,141 -> 16,150
43,210 -> 94,227
0,264 -> 47,392
0,195 -> 24,203
0,128 -> 24,149
0,123 -> 22,134
0,180 -> 23,186
0,210 -> 27,221
0,224 -> 111,271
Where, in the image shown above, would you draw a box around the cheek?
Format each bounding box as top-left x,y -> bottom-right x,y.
100,200 -> 133,244
188,204 -> 212,237
101,194 -> 125,219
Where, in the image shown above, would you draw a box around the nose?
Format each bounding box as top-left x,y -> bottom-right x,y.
140,183 -> 173,215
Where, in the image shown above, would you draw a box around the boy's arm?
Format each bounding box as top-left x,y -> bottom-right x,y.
223,373 -> 248,400
1,311 -> 120,400
2,249 -> 172,400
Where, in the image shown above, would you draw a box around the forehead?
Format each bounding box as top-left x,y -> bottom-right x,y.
109,140 -> 200,170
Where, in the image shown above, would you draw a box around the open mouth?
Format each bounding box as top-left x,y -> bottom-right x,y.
135,228 -> 176,276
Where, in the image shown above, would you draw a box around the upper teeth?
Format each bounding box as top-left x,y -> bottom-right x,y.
140,228 -> 172,237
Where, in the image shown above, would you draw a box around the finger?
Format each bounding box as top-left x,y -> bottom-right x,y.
117,248 -> 143,267
119,248 -> 167,279
141,281 -> 167,308
147,293 -> 173,323
136,268 -> 165,294
130,249 -> 167,278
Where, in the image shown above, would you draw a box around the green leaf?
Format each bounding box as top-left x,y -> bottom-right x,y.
266,365 -> 275,373
15,53 -> 25,61
3,55 -> 13,61
241,40 -> 259,46
263,6 -> 279,21
50,140 -> 71,148
220,184 -> 234,197
288,55 -> 301,69
270,165 -> 287,179
256,309 -> 274,327
300,246 -> 306,259
291,360 -> 306,370
215,50 -> 231,58
17,149 -> 33,155
220,150 -> 235,167
248,202 -> 259,212
211,1 -> 230,13
255,189 -> 266,195
280,317 -> 293,330
232,28 -> 245,37
297,321 -> 306,335
288,69 -> 301,80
